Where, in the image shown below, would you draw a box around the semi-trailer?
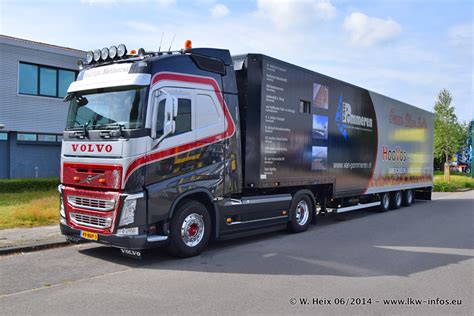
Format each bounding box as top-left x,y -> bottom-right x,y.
59,43 -> 433,257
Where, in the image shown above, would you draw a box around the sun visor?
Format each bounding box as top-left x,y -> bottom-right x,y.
68,63 -> 151,93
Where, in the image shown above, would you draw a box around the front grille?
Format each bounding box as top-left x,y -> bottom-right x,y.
67,195 -> 115,211
70,212 -> 112,229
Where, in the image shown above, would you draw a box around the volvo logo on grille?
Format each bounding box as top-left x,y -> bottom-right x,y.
86,175 -> 93,183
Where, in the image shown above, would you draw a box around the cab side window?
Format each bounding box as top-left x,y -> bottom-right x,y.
175,98 -> 192,134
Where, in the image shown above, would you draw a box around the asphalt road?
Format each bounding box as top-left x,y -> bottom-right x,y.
1,191 -> 473,315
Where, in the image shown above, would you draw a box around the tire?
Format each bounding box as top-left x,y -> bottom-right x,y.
167,200 -> 211,258
379,192 -> 390,212
389,191 -> 402,210
402,189 -> 413,206
288,194 -> 313,233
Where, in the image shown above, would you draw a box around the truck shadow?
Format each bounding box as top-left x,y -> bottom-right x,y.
79,198 -> 474,277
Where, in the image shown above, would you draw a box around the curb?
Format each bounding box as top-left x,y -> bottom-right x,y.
0,240 -> 71,256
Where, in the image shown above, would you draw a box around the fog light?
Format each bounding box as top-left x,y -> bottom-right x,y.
101,47 -> 109,61
93,49 -> 101,62
109,45 -> 117,59
117,44 -> 127,58
86,51 -> 94,64
117,227 -> 139,236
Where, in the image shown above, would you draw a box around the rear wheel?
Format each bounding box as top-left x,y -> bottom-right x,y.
168,200 -> 211,258
288,194 -> 313,233
379,192 -> 390,212
402,189 -> 414,206
390,191 -> 402,210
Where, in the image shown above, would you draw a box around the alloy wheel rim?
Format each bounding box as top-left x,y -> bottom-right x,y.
181,213 -> 205,247
295,200 -> 309,226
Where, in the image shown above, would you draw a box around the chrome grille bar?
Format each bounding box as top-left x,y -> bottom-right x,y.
67,195 -> 115,211
70,212 -> 112,229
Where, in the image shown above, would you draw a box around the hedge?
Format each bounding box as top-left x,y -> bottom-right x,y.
0,178 -> 59,193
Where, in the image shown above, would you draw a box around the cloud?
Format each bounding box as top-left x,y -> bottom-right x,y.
126,21 -> 159,33
256,0 -> 336,29
210,3 -> 230,18
343,12 -> 401,47
448,23 -> 473,46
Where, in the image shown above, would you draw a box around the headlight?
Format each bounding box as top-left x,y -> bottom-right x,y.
86,51 -> 94,64
117,44 -> 127,58
109,46 -> 117,59
93,49 -> 101,62
119,198 -> 137,226
60,195 -> 66,218
101,47 -> 109,61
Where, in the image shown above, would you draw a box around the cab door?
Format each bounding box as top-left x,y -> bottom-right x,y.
193,89 -> 226,189
145,88 -> 196,184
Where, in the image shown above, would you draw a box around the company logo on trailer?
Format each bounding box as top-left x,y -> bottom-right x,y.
71,143 -> 113,153
335,94 -> 373,140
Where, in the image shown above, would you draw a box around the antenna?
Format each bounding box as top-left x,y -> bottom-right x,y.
158,32 -> 164,52
168,34 -> 176,52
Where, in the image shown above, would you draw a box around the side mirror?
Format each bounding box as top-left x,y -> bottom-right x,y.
151,94 -> 177,143
164,95 -> 177,135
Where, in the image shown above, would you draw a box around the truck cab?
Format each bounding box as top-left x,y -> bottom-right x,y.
59,44 -> 243,257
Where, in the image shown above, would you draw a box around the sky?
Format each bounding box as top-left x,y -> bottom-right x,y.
0,0 -> 472,122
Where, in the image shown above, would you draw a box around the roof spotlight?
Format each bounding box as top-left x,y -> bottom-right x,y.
138,48 -> 146,58
117,44 -> 127,58
86,51 -> 94,64
77,59 -> 84,70
93,49 -> 101,62
101,47 -> 109,61
109,46 -> 117,59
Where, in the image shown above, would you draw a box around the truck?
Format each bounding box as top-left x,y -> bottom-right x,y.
59,42 -> 434,257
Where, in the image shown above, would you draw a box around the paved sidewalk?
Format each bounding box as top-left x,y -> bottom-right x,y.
0,225 -> 69,255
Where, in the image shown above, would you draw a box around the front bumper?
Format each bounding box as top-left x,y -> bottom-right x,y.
60,223 -> 169,250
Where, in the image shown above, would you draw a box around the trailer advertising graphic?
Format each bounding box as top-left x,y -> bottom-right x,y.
366,92 -> 434,193
258,57 -> 379,194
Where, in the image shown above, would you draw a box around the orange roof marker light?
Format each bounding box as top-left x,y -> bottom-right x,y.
184,39 -> 192,50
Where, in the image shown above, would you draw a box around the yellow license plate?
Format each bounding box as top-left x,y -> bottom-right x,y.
81,231 -> 98,241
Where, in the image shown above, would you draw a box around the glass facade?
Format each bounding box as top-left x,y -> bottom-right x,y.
18,62 -> 77,98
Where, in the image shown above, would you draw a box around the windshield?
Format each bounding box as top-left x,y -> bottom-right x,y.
66,86 -> 148,130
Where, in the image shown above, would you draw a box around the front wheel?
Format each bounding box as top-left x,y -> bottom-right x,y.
288,194 -> 313,233
167,200 -> 211,258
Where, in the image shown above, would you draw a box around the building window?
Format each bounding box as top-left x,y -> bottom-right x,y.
56,135 -> 63,142
17,133 -> 37,141
19,63 -> 38,95
58,70 -> 76,97
38,134 -> 56,142
39,67 -> 57,97
0,133 -> 8,141
18,62 -> 77,98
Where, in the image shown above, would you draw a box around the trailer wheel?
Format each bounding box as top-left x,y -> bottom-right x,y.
379,192 -> 390,212
167,200 -> 211,258
402,189 -> 413,206
390,191 -> 402,210
288,194 -> 313,233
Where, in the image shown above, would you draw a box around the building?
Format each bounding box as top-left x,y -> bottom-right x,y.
0,35 -> 84,179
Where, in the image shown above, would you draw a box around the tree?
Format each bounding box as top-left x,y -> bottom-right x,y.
433,89 -> 467,181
